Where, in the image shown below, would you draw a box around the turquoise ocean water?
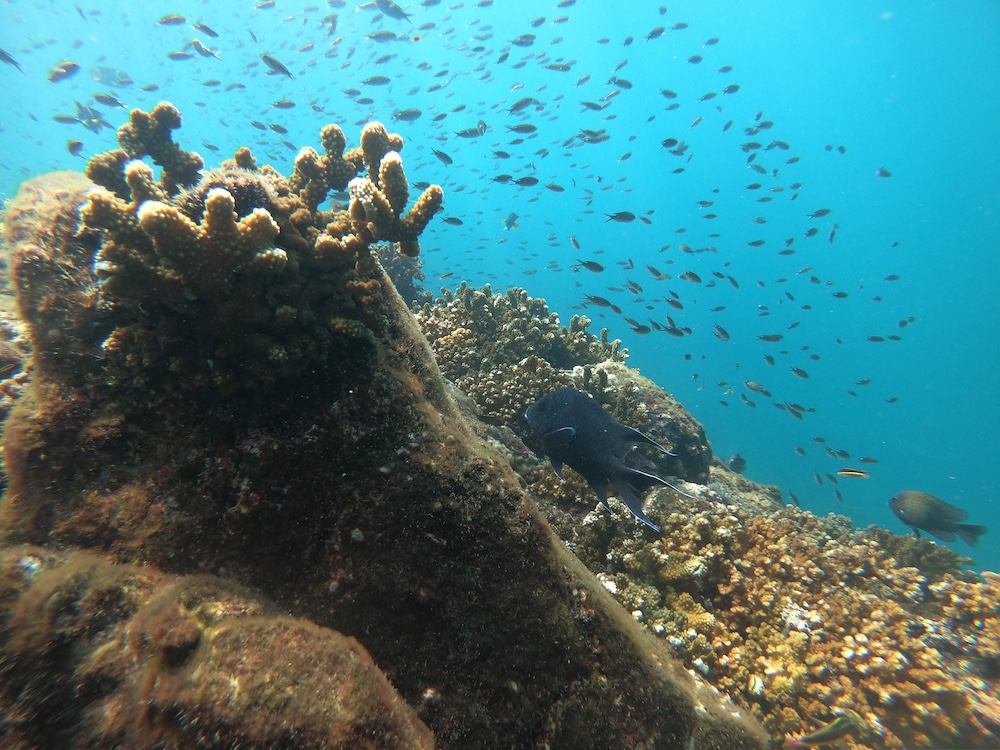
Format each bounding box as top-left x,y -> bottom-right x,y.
1,0 -> 997,570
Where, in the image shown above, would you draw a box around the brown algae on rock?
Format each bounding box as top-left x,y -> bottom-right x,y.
0,104 -> 767,749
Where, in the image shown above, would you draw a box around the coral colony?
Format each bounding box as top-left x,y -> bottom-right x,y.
0,103 -> 996,749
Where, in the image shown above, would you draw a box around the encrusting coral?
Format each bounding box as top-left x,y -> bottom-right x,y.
574,487 -> 1000,749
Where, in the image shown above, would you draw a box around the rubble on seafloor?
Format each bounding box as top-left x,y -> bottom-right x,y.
413,282 -> 1000,750
0,104 -> 769,749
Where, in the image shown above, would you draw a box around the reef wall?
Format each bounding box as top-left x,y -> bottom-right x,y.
0,105 -> 766,749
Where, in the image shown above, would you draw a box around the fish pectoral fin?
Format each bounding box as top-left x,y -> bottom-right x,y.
615,424 -> 675,457
609,472 -> 661,532
546,426 -> 576,437
551,458 -> 565,480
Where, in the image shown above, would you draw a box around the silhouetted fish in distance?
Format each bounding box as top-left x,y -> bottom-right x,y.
728,452 -> 746,473
888,490 -> 987,547
525,387 -> 693,532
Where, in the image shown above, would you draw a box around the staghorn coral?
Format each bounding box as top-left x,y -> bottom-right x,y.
288,121 -> 442,257
0,545 -> 435,749
19,104 -> 445,408
96,102 -> 204,196
569,493 -> 1000,749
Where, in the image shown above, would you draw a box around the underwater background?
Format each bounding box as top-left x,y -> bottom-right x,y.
1,0 -> 996,570
0,2 -> 999,748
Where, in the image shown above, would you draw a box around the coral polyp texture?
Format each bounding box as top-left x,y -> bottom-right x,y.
24,103 -> 443,405
574,486 -> 1000,749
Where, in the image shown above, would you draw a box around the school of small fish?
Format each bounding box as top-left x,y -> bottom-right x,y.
1,1 -> 960,541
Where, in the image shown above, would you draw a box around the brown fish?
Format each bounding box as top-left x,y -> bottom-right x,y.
888,491 -> 987,547
48,61 -> 81,82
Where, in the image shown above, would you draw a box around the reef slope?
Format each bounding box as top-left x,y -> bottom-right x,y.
0,106 -> 765,749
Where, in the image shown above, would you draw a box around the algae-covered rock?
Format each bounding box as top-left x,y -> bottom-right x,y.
0,107 -> 767,749
0,546 -> 434,750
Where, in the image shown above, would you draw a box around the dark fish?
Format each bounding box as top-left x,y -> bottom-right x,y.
506,123 -> 537,134
576,260 -> 604,272
728,453 -> 746,473
712,324 -> 730,342
889,491 -> 987,547
66,139 -> 85,156
167,51 -> 195,61
192,23 -> 219,38
876,167 -> 892,178
392,108 -> 422,122
757,334 -> 783,343
525,388 -> 690,531
260,54 -> 294,79
605,211 -> 636,223
363,75 -> 391,86
374,0 -> 412,20
368,30 -> 398,43
501,212 -> 519,230
441,216 -> 463,226
513,176 -> 538,187
808,208 -> 831,219
430,149 -> 453,165
0,48 -> 24,74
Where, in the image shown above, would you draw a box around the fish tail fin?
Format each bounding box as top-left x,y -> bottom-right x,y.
956,524 -> 988,547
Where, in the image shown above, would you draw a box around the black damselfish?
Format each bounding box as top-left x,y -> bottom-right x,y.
525,387 -> 692,532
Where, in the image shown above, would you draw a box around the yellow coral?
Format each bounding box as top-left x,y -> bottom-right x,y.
137,188 -> 282,286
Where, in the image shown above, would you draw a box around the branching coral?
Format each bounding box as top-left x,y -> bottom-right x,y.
287,121 -> 443,257
31,104 -> 445,408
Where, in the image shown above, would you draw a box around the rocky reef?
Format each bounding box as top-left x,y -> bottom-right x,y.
0,105 -> 766,749
412,282 -> 1000,749
0,545 -> 434,749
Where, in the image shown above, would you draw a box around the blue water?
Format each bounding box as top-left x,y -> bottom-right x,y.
1,0 -> 998,570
